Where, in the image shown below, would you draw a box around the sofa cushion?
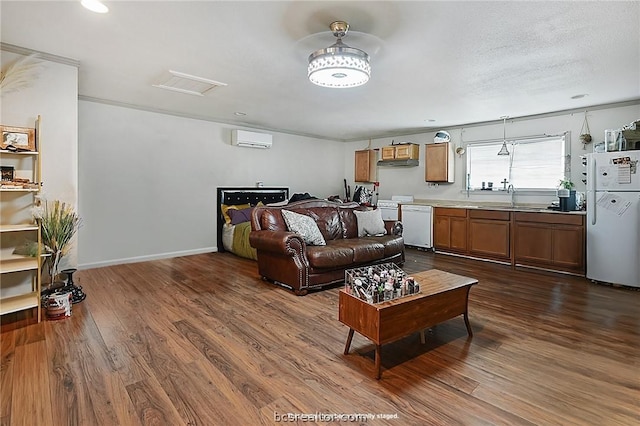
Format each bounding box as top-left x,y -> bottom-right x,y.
351,240 -> 385,263
282,210 -> 326,246
339,208 -> 360,239
362,235 -> 404,257
306,242 -> 354,268
305,239 -> 386,269
289,207 -> 342,241
354,209 -> 387,237
259,208 -> 287,231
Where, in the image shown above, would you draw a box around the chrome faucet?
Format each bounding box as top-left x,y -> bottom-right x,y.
507,184 -> 516,207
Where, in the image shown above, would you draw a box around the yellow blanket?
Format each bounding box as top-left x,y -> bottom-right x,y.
232,221 -> 257,260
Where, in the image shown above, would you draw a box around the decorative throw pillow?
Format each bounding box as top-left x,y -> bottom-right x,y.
221,203 -> 251,225
228,207 -> 254,225
281,209 -> 326,246
354,209 -> 387,237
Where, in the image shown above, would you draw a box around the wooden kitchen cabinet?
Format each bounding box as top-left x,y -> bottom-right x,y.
380,144 -> 419,161
434,207 -> 585,276
425,142 -> 454,183
513,212 -> 585,274
354,149 -> 376,182
468,210 -> 511,260
395,144 -> 419,160
433,208 -> 467,252
381,146 -> 395,160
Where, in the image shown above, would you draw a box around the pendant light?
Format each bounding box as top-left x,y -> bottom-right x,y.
308,21 -> 371,88
497,116 -> 510,156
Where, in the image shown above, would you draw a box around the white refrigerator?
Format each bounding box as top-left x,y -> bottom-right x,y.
586,151 -> 640,288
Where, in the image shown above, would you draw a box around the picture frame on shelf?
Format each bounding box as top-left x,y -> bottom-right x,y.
1,125 -> 36,152
1,166 -> 15,181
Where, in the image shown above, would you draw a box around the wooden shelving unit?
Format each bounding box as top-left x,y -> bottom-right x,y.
0,115 -> 43,322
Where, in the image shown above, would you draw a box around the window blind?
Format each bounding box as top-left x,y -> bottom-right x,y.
466,135 -> 566,190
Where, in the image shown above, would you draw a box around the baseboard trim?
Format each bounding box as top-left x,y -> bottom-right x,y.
78,247 -> 218,270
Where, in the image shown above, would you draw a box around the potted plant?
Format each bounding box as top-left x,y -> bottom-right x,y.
558,179 -> 575,191
32,198 -> 81,286
557,179 -> 576,211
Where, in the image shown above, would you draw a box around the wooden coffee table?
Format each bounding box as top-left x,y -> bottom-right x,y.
338,269 -> 478,379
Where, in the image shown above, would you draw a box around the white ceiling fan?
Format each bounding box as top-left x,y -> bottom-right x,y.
293,23 -> 385,65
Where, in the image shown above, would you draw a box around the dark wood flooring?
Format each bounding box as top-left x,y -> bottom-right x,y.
1,249 -> 639,425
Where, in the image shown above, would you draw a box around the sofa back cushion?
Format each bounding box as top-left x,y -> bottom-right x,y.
289,207 -> 343,241
252,200 -> 367,241
259,208 -> 287,231
339,206 -> 364,239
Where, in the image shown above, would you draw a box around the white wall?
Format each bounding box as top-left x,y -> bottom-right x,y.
0,51 -> 79,269
78,100 -> 346,268
7,47 -> 637,271
344,103 -> 640,205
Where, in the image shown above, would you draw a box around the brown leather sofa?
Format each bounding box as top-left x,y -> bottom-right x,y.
249,199 -> 404,295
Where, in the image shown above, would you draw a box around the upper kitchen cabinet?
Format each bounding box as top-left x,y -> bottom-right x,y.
378,143 -> 420,167
395,144 -> 419,160
354,149 -> 377,183
425,142 -> 454,183
381,146 -> 395,161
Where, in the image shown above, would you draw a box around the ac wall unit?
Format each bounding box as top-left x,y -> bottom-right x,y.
231,129 -> 273,149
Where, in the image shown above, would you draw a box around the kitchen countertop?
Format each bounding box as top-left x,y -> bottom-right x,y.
403,199 -> 587,215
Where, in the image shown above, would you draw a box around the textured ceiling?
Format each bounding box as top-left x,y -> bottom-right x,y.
1,1 -> 638,141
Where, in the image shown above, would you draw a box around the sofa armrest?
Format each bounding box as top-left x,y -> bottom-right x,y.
249,230 -> 305,255
384,220 -> 403,236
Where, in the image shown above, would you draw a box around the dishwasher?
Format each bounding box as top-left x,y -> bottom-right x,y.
400,204 -> 433,249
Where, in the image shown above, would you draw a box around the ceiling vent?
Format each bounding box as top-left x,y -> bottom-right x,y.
152,70 -> 227,96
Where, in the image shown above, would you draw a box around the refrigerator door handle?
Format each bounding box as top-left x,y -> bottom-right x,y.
591,155 -> 597,225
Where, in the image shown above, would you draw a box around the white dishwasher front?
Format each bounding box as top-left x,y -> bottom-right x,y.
400,204 -> 433,249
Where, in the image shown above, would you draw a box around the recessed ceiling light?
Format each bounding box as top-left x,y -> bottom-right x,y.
425,119 -> 436,122
571,94 -> 588,99
81,0 -> 109,13
234,112 -> 247,116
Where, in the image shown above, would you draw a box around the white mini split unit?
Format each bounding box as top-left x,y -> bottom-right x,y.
231,129 -> 273,149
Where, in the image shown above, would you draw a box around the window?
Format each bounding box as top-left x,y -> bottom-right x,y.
466,135 -> 567,191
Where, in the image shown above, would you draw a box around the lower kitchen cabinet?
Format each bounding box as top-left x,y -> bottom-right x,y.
433,208 -> 467,252
513,212 -> 585,274
434,207 -> 585,276
468,210 -> 510,260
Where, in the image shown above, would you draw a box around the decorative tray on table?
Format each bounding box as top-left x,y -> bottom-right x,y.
344,263 -> 420,304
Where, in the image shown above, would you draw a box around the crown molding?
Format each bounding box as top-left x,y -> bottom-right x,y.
78,95 -> 342,142
1,43 -> 80,67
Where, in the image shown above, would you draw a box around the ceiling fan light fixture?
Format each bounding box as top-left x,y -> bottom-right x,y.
308,21 -> 371,88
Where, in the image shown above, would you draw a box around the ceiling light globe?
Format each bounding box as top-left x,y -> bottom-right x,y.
308,50 -> 370,88
308,22 -> 371,88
